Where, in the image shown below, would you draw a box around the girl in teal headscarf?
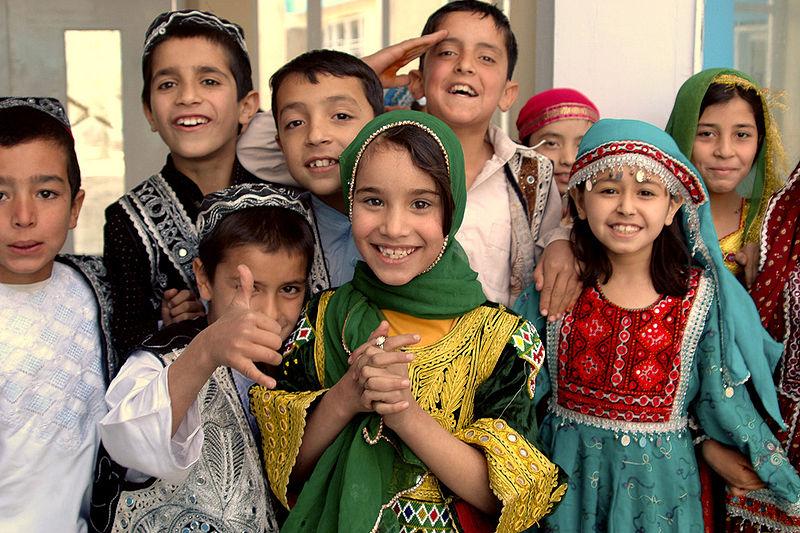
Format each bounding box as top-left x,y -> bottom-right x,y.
514,119 -> 798,532
250,110 -> 566,533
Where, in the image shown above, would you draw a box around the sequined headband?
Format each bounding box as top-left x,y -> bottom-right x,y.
196,183 -> 310,243
0,97 -> 71,131
518,102 -> 599,141
569,141 -> 707,205
143,10 -> 248,59
346,120 -> 449,221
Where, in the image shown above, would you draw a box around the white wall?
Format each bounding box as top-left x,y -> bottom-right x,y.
552,1 -> 698,128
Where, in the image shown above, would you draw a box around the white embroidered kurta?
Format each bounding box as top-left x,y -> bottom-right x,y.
0,264 -> 106,533
99,351 -> 203,484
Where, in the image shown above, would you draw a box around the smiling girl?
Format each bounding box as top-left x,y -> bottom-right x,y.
515,119 -> 799,531
666,68 -> 786,280
250,110 -> 565,533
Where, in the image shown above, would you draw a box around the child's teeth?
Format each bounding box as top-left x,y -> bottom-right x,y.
612,224 -> 639,234
177,117 -> 208,126
378,246 -> 414,259
309,159 -> 336,168
450,84 -> 476,96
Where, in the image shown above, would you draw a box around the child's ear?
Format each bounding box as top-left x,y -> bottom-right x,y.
498,80 -> 519,112
275,134 -> 283,151
69,189 -> 85,229
193,258 -> 213,301
141,102 -> 158,132
665,196 -> 684,226
569,188 -> 587,220
408,69 -> 426,100
237,90 -> 260,131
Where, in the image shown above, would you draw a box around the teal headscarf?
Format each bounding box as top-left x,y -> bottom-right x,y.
568,119 -> 784,423
282,110 -> 487,532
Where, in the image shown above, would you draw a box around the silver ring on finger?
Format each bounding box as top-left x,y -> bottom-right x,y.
375,335 -> 386,350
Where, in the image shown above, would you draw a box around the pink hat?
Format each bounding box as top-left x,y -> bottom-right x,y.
516,88 -> 599,141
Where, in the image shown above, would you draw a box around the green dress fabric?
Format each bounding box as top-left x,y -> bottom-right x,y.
514,119 -> 797,532
665,68 -> 785,245
250,110 -> 566,532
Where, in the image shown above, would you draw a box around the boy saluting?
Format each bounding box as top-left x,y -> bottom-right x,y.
408,0 -> 578,313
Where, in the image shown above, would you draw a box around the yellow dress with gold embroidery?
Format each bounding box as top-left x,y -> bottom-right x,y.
250,290 -> 565,533
719,200 -> 750,277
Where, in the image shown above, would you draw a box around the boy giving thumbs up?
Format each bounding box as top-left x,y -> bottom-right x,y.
98,184 -> 314,532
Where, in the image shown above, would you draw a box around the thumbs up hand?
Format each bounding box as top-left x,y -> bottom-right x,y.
197,264 -> 283,388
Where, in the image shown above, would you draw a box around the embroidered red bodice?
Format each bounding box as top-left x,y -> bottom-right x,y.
556,268 -> 701,424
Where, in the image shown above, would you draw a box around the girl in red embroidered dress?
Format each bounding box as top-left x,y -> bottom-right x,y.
515,119 -> 800,532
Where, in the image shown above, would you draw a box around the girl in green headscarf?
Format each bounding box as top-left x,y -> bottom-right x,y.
666,68 -> 786,280
250,110 -> 565,533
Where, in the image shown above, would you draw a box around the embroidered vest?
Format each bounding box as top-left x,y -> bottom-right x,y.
119,173 -> 198,292
110,347 -> 276,533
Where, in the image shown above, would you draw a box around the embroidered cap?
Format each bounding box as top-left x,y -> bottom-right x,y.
516,88 -> 599,142
196,183 -> 311,243
569,119 -> 706,206
0,97 -> 71,131
143,10 -> 249,60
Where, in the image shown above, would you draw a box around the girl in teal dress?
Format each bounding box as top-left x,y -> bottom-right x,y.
514,119 -> 800,532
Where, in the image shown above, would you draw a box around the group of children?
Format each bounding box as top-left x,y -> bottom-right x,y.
2,1 -> 800,532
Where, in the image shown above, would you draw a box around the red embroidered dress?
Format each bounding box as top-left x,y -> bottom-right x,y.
556,271 -> 698,427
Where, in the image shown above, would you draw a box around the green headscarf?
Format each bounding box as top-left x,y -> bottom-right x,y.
665,68 -> 786,244
282,110 -> 486,532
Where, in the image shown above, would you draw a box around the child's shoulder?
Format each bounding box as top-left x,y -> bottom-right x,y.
138,316 -> 208,362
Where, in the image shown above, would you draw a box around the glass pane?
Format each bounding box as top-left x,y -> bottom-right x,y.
735,0 -> 800,166
64,30 -> 126,255
321,1 -> 380,59
258,0 -> 307,106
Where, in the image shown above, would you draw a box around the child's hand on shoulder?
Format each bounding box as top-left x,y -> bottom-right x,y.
161,288 -> 205,325
195,265 -> 283,388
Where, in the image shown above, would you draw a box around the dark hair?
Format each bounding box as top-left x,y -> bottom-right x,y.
198,206 -> 314,283
420,0 -> 518,80
0,106 -> 81,201
568,185 -> 691,297
142,27 -> 253,109
270,49 -> 384,124
699,83 -> 766,156
360,124 -> 455,236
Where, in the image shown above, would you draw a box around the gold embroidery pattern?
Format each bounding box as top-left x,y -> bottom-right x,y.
313,290 -> 334,386
457,418 -> 567,533
408,306 -> 520,434
249,387 -> 326,509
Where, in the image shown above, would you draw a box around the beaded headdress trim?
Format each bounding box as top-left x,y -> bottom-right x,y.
0,97 -> 71,131
518,103 -> 599,139
143,10 -> 248,58
347,120 -> 450,220
569,140 -> 707,205
196,183 -> 309,243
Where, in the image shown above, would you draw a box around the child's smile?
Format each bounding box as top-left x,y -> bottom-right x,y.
573,167 -> 682,264
351,143 -> 446,286
144,36 -> 254,170
411,11 -> 518,130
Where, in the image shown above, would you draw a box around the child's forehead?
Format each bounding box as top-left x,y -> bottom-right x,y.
0,140 -> 69,181
275,72 -> 371,112
432,11 -> 508,53
150,36 -> 234,74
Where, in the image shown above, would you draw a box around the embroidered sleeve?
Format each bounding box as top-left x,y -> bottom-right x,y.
694,303 -> 800,506
457,418 -> 566,532
507,319 -> 546,399
250,387 -> 327,509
